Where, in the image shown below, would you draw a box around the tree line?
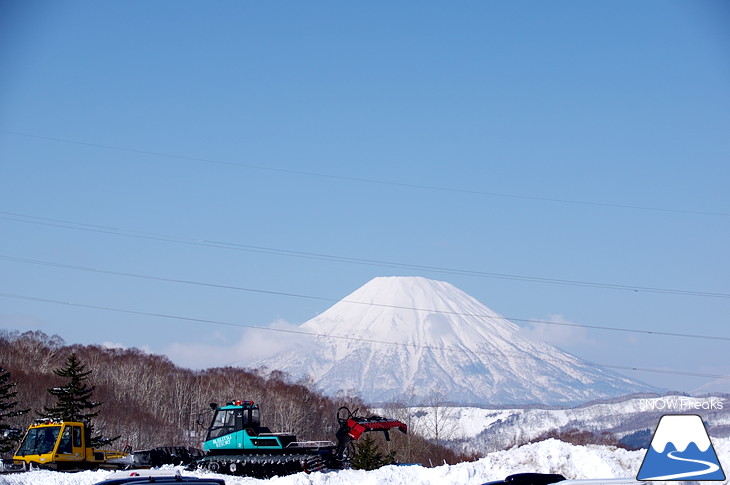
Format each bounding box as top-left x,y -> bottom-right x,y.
0,329 -> 472,467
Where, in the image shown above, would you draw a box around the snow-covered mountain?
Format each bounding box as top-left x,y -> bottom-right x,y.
253,276 -> 656,405
391,394 -> 730,454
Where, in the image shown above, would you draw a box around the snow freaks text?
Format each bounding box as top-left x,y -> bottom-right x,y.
639,397 -> 724,412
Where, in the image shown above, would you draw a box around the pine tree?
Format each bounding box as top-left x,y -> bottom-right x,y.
349,434 -> 396,470
42,353 -> 117,447
0,366 -> 28,454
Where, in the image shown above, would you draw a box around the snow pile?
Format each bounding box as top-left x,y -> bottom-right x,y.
6,438 -> 729,484
0,438 -> 681,485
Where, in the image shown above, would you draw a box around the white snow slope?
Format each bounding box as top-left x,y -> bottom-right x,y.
5,437 -> 707,485
381,394 -> 730,454
253,277 -> 655,405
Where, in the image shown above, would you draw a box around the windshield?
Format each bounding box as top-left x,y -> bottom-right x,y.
16,426 -> 61,456
207,409 -> 235,440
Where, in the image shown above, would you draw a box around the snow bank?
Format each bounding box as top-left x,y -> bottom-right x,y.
0,438 -> 671,485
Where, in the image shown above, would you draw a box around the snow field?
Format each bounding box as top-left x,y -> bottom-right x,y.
9,437 -> 725,485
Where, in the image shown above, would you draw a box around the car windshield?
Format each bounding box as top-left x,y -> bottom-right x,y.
16,426 -> 61,455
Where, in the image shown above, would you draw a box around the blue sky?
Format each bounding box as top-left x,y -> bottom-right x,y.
1,1 -> 729,394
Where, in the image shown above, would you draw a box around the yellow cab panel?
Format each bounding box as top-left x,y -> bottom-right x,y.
53,423 -> 86,464
13,419 -> 102,470
13,420 -> 64,467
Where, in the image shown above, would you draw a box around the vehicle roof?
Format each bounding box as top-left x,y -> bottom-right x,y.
92,475 -> 225,485
28,419 -> 84,427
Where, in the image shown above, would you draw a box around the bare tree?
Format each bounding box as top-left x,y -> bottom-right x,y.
421,390 -> 459,449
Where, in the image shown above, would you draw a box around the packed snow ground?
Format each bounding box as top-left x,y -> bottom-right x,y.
7,437 -> 730,485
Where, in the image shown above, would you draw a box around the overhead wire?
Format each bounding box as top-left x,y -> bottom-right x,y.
2,132 -> 728,382
2,211 -> 729,299
594,365 -> 730,380
0,290 -> 727,381
1,253 -> 729,342
4,214 -> 728,380
1,129 -> 728,217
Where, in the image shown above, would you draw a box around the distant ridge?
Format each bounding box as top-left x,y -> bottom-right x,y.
253,276 -> 658,405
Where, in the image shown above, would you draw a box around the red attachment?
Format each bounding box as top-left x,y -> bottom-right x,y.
334,407 -> 408,462
346,417 -> 408,440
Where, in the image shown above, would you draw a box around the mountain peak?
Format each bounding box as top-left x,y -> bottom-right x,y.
253,276 -> 657,405
301,276 -> 518,345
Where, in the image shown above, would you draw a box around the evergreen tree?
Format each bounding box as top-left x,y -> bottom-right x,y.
42,353 -> 117,447
349,434 -> 396,470
0,365 -> 28,454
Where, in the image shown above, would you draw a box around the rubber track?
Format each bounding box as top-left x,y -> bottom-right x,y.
196,453 -> 326,478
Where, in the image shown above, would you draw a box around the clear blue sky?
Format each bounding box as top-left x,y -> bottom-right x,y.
1,1 -> 728,394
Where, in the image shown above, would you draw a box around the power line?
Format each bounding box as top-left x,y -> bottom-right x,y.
3,211 -> 729,299
1,129 -> 728,218
2,253 -> 729,342
595,364 -> 730,380
0,290 -> 727,381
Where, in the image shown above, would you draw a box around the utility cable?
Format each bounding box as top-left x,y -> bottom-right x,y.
594,364 -> 729,380
1,129 -> 728,217
0,290 -> 727,381
1,253 -> 729,342
2,211 -> 729,299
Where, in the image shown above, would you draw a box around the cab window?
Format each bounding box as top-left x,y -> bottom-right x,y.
207,410 -> 235,440
58,427 -> 72,454
72,426 -> 82,447
17,427 -> 60,455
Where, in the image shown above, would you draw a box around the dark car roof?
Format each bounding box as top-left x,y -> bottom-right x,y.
93,475 -> 225,485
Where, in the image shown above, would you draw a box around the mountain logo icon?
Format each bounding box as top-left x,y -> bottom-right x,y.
637,414 -> 725,481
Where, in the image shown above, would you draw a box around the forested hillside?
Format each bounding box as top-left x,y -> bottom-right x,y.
0,330 -> 468,465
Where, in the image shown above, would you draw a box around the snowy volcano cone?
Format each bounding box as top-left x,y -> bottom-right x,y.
253,276 -> 656,405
